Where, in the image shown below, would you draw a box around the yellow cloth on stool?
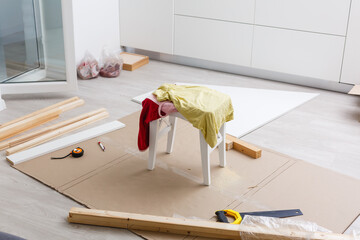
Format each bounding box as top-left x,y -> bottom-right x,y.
153,84 -> 234,148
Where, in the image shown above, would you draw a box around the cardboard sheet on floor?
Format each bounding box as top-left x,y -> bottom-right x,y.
11,111 -> 360,239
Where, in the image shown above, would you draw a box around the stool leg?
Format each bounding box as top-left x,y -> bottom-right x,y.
166,116 -> 177,154
219,123 -> 226,167
148,119 -> 160,170
199,131 -> 211,186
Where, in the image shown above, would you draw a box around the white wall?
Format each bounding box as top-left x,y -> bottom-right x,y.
0,89 -> 5,111
72,0 -> 120,64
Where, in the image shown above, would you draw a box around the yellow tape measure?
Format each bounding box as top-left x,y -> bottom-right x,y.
51,147 -> 84,160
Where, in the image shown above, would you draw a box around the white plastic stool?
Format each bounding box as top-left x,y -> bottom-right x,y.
148,112 -> 226,186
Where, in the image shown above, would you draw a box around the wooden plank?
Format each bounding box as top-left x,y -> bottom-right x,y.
6,121 -> 125,165
0,108 -> 61,142
0,97 -> 79,128
6,111 -> 109,156
225,138 -> 233,151
0,108 -> 107,151
348,85 -> 360,95
120,52 -> 149,71
67,207 -> 354,240
226,134 -> 262,159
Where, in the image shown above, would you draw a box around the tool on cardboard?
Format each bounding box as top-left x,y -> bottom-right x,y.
51,147 -> 84,160
215,209 -> 303,224
98,141 -> 105,151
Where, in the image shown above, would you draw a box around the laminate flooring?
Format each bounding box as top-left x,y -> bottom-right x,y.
1,60 -> 359,239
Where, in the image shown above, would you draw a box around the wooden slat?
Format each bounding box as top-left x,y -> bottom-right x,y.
226,134 -> 262,159
58,99 -> 85,112
0,108 -> 61,142
6,111 -> 109,155
68,208 -> 353,240
0,97 -> 79,128
0,108 -> 107,151
0,98 -> 84,142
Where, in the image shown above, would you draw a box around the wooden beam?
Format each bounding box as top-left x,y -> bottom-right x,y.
0,108 -> 107,151
0,97 -> 79,128
68,208 -> 353,240
6,111 -> 109,155
0,108 -> 61,142
7,121 -> 124,165
226,134 -> 262,159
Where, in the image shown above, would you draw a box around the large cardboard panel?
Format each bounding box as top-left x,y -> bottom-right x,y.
14,136 -> 128,190
63,155 -> 234,219
11,111 -> 360,239
232,161 -> 360,233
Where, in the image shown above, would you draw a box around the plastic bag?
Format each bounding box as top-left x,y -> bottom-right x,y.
240,215 -> 332,240
77,51 -> 100,80
99,48 -> 123,78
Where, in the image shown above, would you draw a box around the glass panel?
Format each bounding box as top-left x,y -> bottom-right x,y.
0,0 -> 39,82
0,0 -> 66,84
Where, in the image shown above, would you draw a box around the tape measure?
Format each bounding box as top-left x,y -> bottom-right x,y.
51,147 -> 84,160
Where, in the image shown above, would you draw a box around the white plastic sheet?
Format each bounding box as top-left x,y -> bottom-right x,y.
240,215 -> 332,240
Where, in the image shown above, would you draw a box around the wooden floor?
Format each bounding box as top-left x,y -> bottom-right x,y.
0,60 -> 359,239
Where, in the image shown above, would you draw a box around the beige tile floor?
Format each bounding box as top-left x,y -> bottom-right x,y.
0,60 -> 359,239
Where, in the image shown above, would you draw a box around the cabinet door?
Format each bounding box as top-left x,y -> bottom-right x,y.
120,0 -> 174,54
341,0 -> 360,85
255,0 -> 351,36
252,26 -> 345,82
174,16 -> 253,66
175,0 -> 255,24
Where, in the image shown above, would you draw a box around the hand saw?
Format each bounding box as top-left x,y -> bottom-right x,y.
215,209 -> 303,224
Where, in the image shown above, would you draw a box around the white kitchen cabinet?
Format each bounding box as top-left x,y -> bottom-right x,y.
174,0 -> 255,24
341,0 -> 360,85
252,26 -> 345,82
174,16 -> 253,66
119,0 -> 174,54
255,0 -> 351,36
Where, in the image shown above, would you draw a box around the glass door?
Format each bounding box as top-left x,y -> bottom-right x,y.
0,0 -> 41,83
0,0 -> 77,94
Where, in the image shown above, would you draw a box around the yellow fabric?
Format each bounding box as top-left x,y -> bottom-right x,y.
153,84 -> 234,148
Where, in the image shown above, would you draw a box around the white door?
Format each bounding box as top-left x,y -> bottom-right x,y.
0,0 -> 77,94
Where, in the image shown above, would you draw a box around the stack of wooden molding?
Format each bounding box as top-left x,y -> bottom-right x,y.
0,97 -> 109,155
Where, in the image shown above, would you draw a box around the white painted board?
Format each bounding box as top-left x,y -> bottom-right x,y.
255,0 -> 351,36
341,0 -> 360,85
120,0 -> 174,54
7,121 -> 125,165
252,26 -> 345,82
132,83 -> 318,138
174,15 -> 253,66
175,0 -> 255,24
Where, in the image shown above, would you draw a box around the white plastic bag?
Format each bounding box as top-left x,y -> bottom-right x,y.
99,47 -> 123,78
77,51 -> 100,80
